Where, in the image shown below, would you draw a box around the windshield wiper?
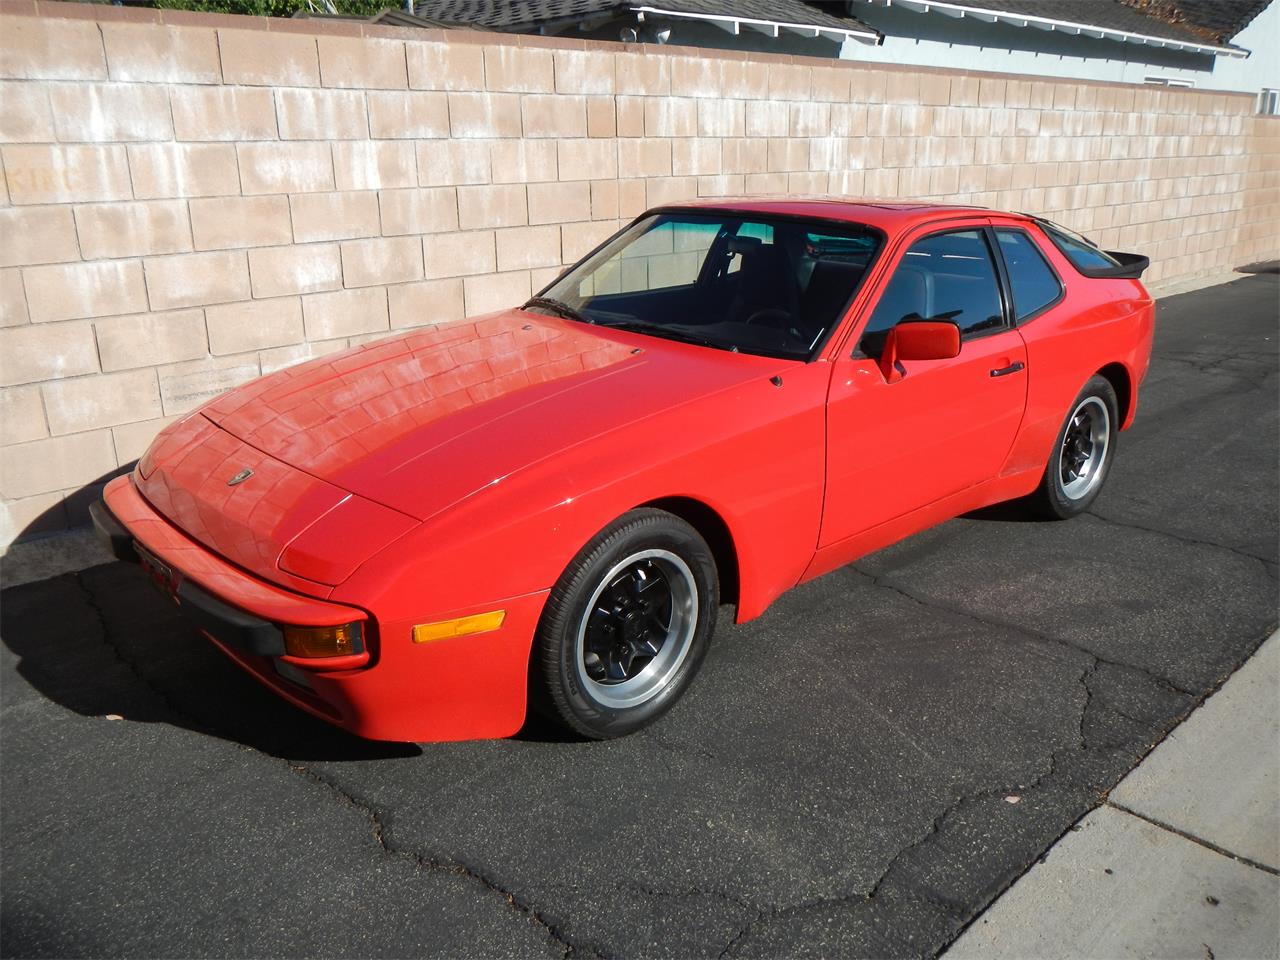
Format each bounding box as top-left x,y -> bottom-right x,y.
523,296 -> 587,324
594,318 -> 732,352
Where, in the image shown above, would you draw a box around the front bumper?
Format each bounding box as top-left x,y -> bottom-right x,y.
92,475 -> 547,742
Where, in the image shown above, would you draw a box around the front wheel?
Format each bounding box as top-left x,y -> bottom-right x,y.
535,509 -> 718,739
1033,375 -> 1119,519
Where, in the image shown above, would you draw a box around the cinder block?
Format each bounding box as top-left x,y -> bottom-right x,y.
333,140 -> 417,191
0,206 -> 78,267
128,143 -> 241,199
615,96 -> 644,137
302,286 -> 389,339
0,269 -> 28,327
76,201 -> 192,261
586,96 -> 616,138
590,179 -> 619,220
248,244 -> 342,299
490,140 -> 558,183
259,339 -> 348,375
554,49 -> 615,95
416,140 -> 491,187
0,430 -> 117,501
0,320 -> 98,387
102,22 -> 221,83
464,270 -> 531,316
368,90 -> 449,139
319,35 -> 407,89
670,56 -> 722,98
95,309 -> 208,371
457,183 -> 528,229
484,46 -> 553,93
697,99 -> 745,138
158,353 -> 260,416
389,278 -> 464,328
672,138 -> 721,177
721,60 -> 769,101
112,415 -> 180,464
276,88 -> 369,140
0,15 -> 106,81
406,41 -> 484,92
448,92 -> 523,139
423,231 -> 496,279
49,82 -> 173,142
561,219 -> 620,263
238,142 -> 334,195
528,181 -> 591,225
616,52 -> 669,96
0,384 -> 47,445
339,236 -> 423,287
190,195 -> 292,251
145,250 -> 250,311
379,187 -> 461,236
523,95 -> 588,139
745,101 -> 789,139
768,63 -> 811,101
558,139 -> 618,181
218,28 -> 319,87
618,139 -> 671,179
24,260 -> 147,323
171,86 -> 277,141
0,81 -> 55,142
644,98 -> 697,138
42,367 -> 162,435
290,191 -> 380,243
206,296 -> 304,355
0,490 -> 68,541
811,66 -> 850,103
2,144 -> 131,204
496,224 -> 561,271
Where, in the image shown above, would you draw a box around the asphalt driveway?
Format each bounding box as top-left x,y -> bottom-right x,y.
2,272 -> 1276,959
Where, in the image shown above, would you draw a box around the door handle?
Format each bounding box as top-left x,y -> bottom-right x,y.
990,361 -> 1025,377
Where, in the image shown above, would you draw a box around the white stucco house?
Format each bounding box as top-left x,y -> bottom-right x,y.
409,0 -> 1278,106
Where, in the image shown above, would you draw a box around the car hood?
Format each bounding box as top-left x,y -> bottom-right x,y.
203,309 -> 783,523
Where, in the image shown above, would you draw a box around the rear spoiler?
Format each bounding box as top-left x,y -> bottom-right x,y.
1080,251 -> 1150,280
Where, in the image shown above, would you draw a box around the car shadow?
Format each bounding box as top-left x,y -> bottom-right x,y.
0,559 -> 424,762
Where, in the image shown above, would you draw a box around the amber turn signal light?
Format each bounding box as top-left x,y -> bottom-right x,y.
283,622 -> 363,659
412,610 -> 506,644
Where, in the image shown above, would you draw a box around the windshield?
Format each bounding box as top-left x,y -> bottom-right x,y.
529,212 -> 883,360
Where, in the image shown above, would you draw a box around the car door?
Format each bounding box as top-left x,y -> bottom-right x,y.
820,221 -> 1029,548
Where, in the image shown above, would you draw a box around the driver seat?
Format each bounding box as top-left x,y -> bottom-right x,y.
727,243 -> 798,326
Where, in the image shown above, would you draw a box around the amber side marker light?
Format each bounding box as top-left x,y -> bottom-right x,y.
413,610 -> 506,644
283,623 -> 363,659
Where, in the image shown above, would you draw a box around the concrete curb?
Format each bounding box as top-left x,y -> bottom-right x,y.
946,631 -> 1280,959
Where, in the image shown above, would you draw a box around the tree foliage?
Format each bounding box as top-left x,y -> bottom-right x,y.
150,0 -> 396,17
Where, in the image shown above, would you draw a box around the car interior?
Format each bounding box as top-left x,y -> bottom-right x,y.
558,216 -> 882,360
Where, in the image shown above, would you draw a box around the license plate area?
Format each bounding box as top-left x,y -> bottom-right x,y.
135,542 -> 180,602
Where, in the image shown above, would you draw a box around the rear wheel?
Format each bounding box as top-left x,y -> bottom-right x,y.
1033,375 -> 1118,519
535,509 -> 718,739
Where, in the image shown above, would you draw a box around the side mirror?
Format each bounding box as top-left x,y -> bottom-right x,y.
878,320 -> 961,383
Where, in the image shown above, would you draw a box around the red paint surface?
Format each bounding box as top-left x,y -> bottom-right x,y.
109,200 -> 1155,742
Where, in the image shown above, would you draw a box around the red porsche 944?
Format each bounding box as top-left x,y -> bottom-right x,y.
92,199 -> 1154,742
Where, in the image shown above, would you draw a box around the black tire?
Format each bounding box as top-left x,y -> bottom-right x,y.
1033,374 -> 1119,520
535,509 -> 718,740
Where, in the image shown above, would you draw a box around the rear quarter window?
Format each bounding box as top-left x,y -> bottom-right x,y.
1041,222 -> 1120,271
995,229 -> 1062,322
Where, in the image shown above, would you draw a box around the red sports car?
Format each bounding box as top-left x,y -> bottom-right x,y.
92,199 -> 1153,742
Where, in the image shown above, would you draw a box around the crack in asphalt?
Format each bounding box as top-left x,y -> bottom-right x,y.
1083,511 -> 1279,580
69,570 -> 604,960
848,566 -> 1198,698
284,763 -> 607,960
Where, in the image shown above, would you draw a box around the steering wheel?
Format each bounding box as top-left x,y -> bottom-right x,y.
744,307 -> 793,328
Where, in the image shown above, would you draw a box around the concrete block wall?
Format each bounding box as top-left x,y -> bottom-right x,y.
0,0 -> 1277,545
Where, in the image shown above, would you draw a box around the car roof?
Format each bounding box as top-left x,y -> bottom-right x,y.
654,196 -> 1023,231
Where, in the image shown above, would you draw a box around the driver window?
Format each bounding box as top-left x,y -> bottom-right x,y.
578,220 -> 719,296
860,229 -> 1005,355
